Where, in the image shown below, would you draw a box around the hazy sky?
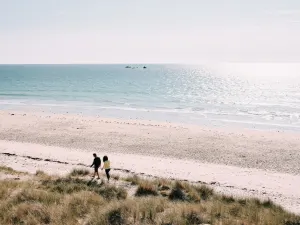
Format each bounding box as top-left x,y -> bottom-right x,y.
1,0 -> 300,64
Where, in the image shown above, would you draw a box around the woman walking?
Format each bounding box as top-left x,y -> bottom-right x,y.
102,155 -> 110,182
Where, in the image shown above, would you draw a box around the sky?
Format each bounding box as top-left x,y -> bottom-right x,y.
0,0 -> 300,64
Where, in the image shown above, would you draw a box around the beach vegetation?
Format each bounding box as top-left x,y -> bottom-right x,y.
111,174 -> 120,180
0,168 -> 299,225
0,165 -> 25,175
124,175 -> 141,185
69,168 -> 90,177
35,170 -> 46,176
135,181 -> 158,196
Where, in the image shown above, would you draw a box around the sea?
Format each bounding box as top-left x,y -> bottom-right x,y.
1,63 -> 300,131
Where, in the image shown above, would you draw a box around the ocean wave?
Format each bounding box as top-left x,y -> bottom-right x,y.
1,98 -> 299,121
218,119 -> 300,129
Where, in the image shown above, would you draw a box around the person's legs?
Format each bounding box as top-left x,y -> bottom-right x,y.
105,169 -> 110,181
95,167 -> 100,179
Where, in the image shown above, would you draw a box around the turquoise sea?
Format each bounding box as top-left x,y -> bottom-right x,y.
1,64 -> 300,131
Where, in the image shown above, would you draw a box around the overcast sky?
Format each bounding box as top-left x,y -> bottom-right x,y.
0,0 -> 300,64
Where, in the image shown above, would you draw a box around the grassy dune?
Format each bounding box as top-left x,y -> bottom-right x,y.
0,167 -> 299,225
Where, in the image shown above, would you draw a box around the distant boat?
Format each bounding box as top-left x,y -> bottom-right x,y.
125,66 -> 131,68
143,66 -> 147,69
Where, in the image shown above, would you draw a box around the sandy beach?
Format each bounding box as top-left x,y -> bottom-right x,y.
0,110 -> 300,213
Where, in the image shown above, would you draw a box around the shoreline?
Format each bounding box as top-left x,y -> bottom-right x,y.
1,104 -> 300,133
1,110 -> 300,213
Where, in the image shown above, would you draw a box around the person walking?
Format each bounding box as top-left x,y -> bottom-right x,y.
90,153 -> 101,179
102,155 -> 110,182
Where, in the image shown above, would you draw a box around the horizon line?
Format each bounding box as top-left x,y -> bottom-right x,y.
1,62 -> 300,65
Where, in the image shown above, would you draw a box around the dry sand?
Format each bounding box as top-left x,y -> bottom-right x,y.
0,111 -> 300,213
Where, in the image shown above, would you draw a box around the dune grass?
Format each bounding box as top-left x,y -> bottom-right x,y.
0,166 -> 299,225
124,175 -> 141,185
69,168 -> 90,177
135,180 -> 158,197
0,166 -> 26,175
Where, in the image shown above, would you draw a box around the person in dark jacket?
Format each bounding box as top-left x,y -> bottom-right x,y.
91,153 -> 101,179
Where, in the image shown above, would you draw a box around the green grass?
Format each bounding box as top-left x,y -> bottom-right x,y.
0,167 -> 299,225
